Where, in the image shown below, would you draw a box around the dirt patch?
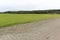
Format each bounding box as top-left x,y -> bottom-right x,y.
0,18 -> 60,40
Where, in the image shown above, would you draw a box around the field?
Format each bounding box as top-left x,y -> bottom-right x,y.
0,14 -> 60,27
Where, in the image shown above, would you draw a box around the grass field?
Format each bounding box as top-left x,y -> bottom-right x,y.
0,14 -> 60,27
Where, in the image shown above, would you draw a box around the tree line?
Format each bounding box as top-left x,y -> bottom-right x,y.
1,9 -> 60,14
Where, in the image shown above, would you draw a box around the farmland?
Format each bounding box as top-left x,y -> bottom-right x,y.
0,14 -> 60,27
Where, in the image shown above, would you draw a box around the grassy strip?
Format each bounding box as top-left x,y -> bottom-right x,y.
0,14 -> 60,27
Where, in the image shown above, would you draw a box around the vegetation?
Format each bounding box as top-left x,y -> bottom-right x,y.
1,9 -> 60,14
0,14 -> 60,27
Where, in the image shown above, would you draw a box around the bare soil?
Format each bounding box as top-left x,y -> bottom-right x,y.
0,18 -> 60,40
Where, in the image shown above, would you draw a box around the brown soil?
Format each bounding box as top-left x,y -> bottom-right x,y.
0,18 -> 60,40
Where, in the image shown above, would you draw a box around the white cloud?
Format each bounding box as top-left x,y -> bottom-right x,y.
0,0 -> 60,11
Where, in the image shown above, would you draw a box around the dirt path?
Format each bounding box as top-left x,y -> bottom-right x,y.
0,18 -> 60,40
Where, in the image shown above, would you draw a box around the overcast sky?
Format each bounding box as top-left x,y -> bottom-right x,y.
0,0 -> 60,11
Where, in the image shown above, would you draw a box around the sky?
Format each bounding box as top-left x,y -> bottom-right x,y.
0,0 -> 60,11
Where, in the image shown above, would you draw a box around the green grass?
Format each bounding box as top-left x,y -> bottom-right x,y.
0,14 -> 60,27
